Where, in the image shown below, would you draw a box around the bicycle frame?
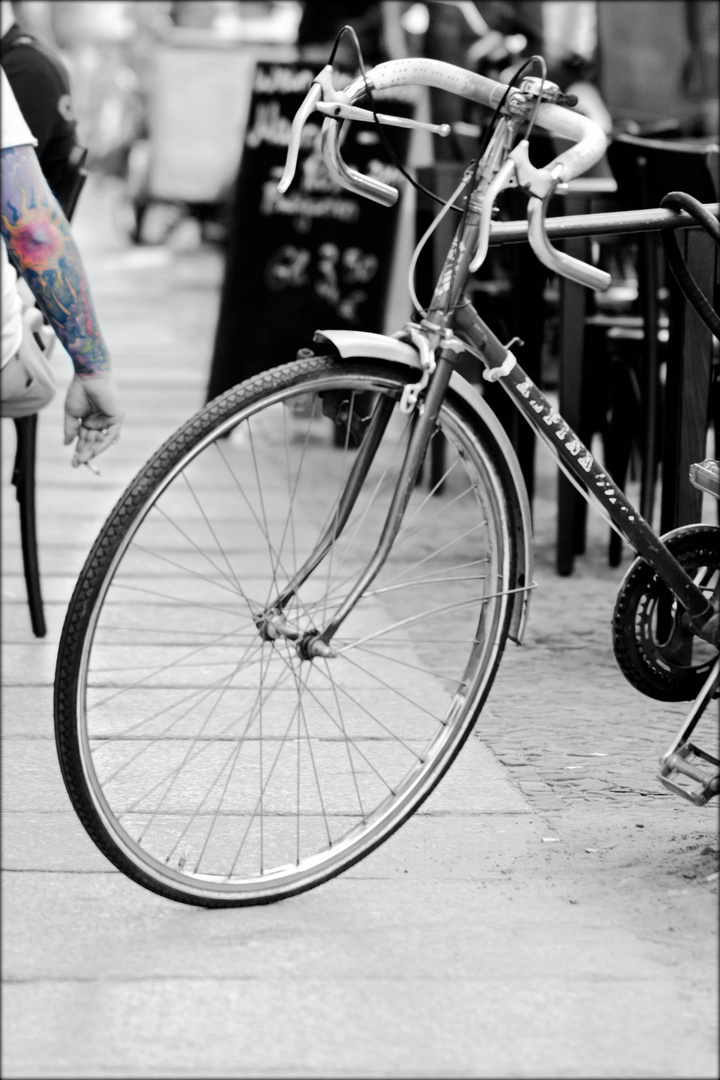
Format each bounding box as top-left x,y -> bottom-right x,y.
432,152 -> 716,641
458,305 -> 714,626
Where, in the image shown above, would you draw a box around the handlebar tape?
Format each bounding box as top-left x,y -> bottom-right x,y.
363,59 -> 607,182
534,103 -> 608,180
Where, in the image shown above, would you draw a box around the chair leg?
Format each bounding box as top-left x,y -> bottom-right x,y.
637,233 -> 661,525
604,342 -> 642,567
604,360 -> 634,570
557,245 -> 590,575
11,414 -> 46,638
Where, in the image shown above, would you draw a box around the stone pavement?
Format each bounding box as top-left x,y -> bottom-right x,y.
2,175 -> 718,1079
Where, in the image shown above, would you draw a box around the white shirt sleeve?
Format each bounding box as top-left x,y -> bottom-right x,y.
1,67 -> 38,150
1,237 -> 23,368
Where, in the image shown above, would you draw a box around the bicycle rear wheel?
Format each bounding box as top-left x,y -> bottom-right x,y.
55,356 -> 522,905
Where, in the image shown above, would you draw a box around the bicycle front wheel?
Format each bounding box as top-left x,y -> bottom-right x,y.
55,356 -> 522,905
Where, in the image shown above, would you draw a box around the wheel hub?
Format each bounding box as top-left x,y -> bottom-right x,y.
256,611 -> 336,659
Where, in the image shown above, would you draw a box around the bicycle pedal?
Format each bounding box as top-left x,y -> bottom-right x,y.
659,742 -> 720,806
689,460 -> 720,500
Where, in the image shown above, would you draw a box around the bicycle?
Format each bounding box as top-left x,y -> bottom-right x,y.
54,41 -> 720,907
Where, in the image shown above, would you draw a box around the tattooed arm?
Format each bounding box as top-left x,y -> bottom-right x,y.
1,143 -> 124,465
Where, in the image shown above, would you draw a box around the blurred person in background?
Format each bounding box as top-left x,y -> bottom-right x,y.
0,0 -> 81,196
539,0 -> 612,133
422,1 -> 612,135
1,67 -> 124,465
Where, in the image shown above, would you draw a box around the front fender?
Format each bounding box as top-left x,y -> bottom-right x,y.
314,329 -> 534,643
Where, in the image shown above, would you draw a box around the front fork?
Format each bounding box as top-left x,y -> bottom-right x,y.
264,387 -> 396,633
307,346 -> 458,655
261,347 -> 458,659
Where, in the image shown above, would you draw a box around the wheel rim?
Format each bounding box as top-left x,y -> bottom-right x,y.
70,366 -> 515,901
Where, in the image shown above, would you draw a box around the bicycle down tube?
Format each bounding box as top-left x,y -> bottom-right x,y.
451,298 -> 716,639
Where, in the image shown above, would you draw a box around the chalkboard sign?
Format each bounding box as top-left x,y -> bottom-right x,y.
207,59 -> 413,400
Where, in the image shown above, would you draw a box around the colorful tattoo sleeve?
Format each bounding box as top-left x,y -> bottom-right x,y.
1,144 -> 110,376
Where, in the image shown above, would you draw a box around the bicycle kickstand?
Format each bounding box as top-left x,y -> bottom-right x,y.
658,657 -> 720,806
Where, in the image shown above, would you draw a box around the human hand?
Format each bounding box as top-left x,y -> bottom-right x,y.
63,371 -> 124,467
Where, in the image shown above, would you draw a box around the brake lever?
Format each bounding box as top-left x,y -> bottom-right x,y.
277,80 -> 323,194
526,172 -> 612,291
509,140 -> 560,199
317,100 -> 450,137
279,63 -> 360,194
279,63 -> 451,195
469,140 -> 611,291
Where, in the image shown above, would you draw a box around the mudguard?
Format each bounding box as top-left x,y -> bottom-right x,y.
314,329 -> 534,643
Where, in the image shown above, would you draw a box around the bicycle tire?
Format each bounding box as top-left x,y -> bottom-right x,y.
55,355 -> 522,906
